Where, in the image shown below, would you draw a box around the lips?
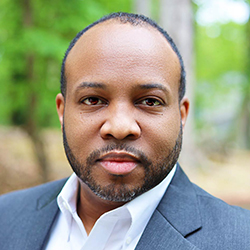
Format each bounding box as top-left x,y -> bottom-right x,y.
97,151 -> 140,175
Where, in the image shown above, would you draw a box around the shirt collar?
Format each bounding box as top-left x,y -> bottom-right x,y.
124,165 -> 177,240
57,165 -> 176,240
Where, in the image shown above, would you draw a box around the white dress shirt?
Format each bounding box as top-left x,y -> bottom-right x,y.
44,165 -> 176,250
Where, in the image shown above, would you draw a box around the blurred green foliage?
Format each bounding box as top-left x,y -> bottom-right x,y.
195,22 -> 247,118
0,0 -> 132,127
194,10 -> 250,148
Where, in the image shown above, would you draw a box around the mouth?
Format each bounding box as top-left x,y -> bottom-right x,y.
96,151 -> 140,176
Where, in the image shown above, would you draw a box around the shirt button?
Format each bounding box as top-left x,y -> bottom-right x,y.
126,237 -> 132,245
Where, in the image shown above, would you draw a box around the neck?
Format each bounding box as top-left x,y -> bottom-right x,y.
77,182 -> 126,235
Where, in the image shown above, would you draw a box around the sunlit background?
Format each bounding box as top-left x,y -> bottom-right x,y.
0,0 -> 250,208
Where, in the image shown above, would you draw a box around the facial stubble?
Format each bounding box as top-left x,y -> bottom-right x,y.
63,124 -> 182,203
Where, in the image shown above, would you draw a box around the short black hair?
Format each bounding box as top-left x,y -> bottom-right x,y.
60,12 -> 186,101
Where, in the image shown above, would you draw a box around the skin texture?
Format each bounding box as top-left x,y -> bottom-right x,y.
56,20 -> 189,234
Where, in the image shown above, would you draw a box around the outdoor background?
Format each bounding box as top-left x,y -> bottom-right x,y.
0,0 -> 250,208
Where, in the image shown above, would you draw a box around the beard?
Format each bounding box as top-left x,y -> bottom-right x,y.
63,124 -> 183,203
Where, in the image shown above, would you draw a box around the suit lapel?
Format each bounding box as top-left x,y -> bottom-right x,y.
135,210 -> 199,250
136,164 -> 202,250
23,197 -> 59,250
3,179 -> 66,250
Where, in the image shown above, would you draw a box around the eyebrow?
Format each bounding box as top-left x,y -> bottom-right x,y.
75,82 -> 169,94
138,83 -> 169,94
76,82 -> 106,91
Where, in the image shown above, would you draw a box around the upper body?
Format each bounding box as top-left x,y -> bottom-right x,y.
44,165 -> 176,250
1,164 -> 250,250
1,12 -> 249,250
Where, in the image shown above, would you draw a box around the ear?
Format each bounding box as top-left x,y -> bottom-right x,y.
56,93 -> 65,130
180,96 -> 189,130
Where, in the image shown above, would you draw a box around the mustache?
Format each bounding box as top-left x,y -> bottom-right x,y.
62,125 -> 150,168
86,144 -> 152,168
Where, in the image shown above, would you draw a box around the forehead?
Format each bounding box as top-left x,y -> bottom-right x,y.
65,21 -> 181,94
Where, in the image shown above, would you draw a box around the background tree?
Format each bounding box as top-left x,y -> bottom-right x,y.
0,0 -> 132,182
238,4 -> 250,149
194,0 -> 250,156
159,0 -> 196,166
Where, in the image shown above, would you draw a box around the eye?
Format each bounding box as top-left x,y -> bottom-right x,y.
141,98 -> 162,106
81,97 -> 105,105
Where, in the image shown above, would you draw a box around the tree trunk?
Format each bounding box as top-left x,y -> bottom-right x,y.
22,0 -> 50,182
239,91 -> 250,149
159,0 -> 197,167
238,11 -> 250,149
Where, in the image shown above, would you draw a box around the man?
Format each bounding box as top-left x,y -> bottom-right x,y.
0,12 -> 250,250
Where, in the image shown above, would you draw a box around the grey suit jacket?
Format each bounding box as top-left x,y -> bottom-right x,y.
1,164 -> 250,250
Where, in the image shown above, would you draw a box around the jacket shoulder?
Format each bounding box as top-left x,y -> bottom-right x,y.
160,165 -> 250,249
193,182 -> 250,217
0,178 -> 67,213
0,179 -> 67,250
189,183 -> 250,248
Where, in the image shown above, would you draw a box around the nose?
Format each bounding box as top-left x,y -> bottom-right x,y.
100,104 -> 141,140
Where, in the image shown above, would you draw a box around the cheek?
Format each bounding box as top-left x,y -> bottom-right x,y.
63,109 -> 102,154
141,110 -> 181,158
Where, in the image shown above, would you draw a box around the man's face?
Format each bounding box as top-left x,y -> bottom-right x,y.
56,21 -> 189,202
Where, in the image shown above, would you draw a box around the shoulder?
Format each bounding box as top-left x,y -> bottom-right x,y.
190,183 -> 250,248
162,165 -> 250,249
0,178 -> 67,212
193,182 -> 250,223
0,179 -> 68,250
